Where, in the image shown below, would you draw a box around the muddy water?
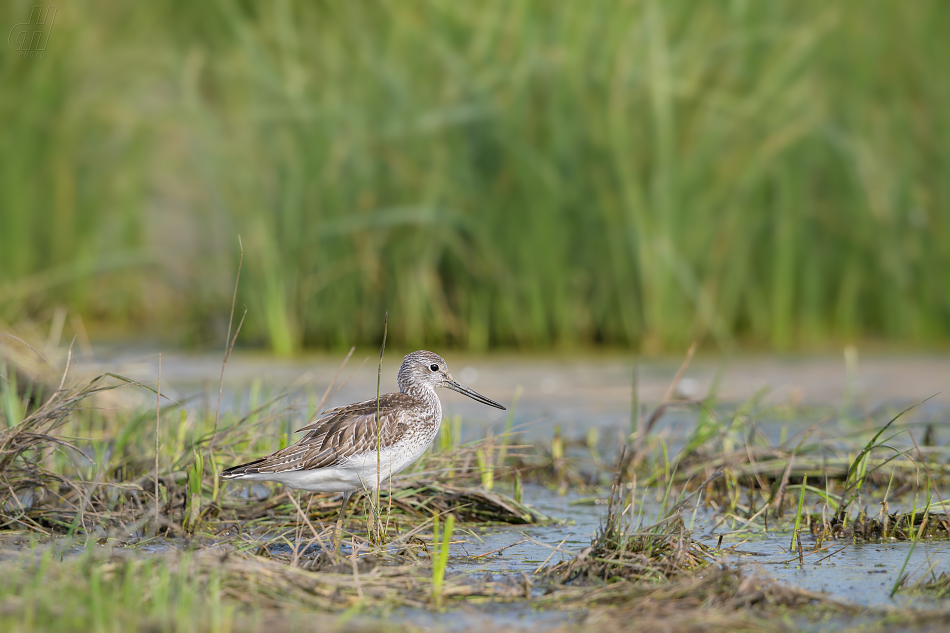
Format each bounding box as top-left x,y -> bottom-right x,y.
71,349 -> 950,619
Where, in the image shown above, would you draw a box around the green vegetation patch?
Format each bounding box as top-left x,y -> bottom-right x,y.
4,2 -> 950,351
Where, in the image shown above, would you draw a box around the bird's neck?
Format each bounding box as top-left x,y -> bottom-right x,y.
402,384 -> 442,419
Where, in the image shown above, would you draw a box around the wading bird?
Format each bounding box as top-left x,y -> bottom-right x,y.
222,350 -> 505,549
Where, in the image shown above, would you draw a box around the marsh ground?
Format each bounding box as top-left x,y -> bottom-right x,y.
3,346 -> 950,632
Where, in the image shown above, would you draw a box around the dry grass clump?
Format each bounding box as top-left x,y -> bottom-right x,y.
203,549 -> 529,610
545,451 -> 710,584
566,569 -> 844,633
0,372 -> 132,529
544,510 -> 707,585
814,507 -> 950,543
664,426 -> 943,501
220,480 -> 547,528
363,479 -> 548,525
907,572 -> 950,599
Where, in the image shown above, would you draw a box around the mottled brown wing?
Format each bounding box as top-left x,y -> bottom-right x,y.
230,393 -> 414,475
295,393 -> 406,434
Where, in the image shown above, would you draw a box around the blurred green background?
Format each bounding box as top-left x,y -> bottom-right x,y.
2,0 -> 948,356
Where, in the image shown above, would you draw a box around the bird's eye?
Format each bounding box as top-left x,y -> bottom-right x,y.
429,364 -> 439,372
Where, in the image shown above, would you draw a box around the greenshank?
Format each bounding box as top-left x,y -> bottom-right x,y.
222,350 -> 505,547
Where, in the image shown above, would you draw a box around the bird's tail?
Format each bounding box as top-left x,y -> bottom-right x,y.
221,458 -> 266,479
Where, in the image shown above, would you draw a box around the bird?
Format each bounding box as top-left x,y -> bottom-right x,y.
221,350 -> 505,549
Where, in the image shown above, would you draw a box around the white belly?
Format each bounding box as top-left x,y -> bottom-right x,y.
235,440 -> 432,493
339,440 -> 430,490
239,466 -> 364,492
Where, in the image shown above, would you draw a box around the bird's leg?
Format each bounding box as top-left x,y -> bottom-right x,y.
334,491 -> 352,555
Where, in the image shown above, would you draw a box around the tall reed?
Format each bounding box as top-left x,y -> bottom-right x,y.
3,1 -> 949,353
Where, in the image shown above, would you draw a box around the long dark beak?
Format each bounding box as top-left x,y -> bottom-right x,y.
443,380 -> 506,410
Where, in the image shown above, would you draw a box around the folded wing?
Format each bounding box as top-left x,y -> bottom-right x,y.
223,393 -> 414,477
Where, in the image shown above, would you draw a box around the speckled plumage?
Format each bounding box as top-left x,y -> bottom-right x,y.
221,351 -> 505,494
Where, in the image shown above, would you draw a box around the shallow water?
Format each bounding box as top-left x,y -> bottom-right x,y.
77,349 -> 950,441
441,486 -> 616,573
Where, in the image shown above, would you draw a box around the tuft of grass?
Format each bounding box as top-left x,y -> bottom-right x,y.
541,567 -> 845,633
430,512 -> 455,607
475,446 -> 494,491
546,450 -> 710,584
184,449 -> 204,533
494,384 -> 521,470
790,473 -> 807,554
0,368 -> 138,527
906,571 -> 950,599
